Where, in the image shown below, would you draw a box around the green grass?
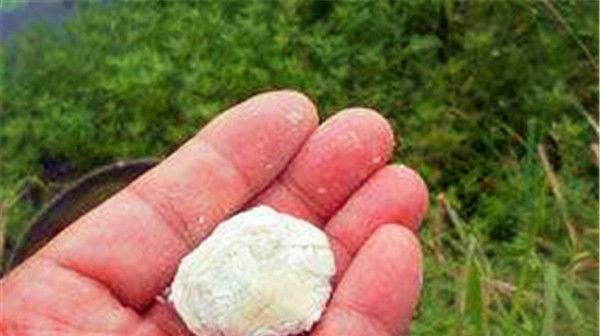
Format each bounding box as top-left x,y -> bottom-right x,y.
1,0 -> 598,334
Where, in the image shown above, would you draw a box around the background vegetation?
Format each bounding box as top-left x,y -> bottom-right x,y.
1,1 -> 598,335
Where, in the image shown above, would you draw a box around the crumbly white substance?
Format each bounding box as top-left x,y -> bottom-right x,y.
170,206 -> 335,336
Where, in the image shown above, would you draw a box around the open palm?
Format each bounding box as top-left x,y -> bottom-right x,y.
1,91 -> 428,336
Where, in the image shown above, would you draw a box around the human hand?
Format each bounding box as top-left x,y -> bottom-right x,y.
0,91 -> 428,336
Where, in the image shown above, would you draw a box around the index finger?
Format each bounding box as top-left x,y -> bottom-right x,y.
29,90 -> 318,309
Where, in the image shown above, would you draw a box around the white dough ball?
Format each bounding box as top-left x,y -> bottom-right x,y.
170,206 -> 336,336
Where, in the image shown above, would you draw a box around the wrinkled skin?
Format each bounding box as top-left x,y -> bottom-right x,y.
1,91 -> 428,336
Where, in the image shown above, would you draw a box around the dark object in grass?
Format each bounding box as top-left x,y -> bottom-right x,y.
41,155 -> 73,182
2,158 -> 159,274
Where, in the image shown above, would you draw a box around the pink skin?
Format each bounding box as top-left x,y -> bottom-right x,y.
0,91 -> 429,336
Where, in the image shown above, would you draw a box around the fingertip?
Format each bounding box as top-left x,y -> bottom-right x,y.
370,223 -> 423,310
363,224 -> 422,269
332,107 -> 395,156
256,89 -> 319,130
385,164 -> 429,231
371,224 -> 422,278
311,107 -> 395,177
372,223 -> 420,247
324,223 -> 422,335
324,164 -> 429,256
203,89 -> 319,144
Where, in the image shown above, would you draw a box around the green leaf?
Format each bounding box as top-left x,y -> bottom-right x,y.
543,263 -> 558,336
465,263 -> 484,333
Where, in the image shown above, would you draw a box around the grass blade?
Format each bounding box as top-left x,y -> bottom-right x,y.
543,263 -> 559,336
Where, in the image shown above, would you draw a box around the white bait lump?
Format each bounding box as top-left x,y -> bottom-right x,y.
170,206 -> 336,336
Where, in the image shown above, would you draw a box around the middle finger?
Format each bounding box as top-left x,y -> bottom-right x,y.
250,107 -> 394,225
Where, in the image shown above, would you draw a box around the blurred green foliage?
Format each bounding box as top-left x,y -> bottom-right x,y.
0,0 -> 26,12
0,0 -> 598,335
